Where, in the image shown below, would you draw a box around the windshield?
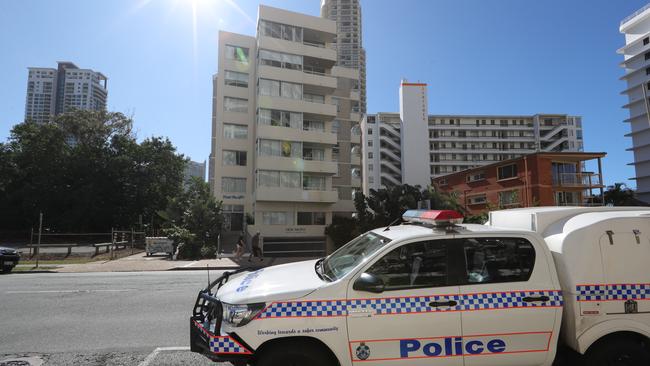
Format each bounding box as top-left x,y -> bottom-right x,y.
321,232 -> 391,281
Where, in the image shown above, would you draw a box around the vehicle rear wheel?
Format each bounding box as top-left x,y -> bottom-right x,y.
255,340 -> 336,366
584,336 -> 650,366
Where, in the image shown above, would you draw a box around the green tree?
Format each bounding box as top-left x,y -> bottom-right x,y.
162,178 -> 224,259
0,110 -> 186,232
604,183 -> 638,206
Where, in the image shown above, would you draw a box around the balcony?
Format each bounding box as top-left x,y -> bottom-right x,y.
257,65 -> 337,91
257,124 -> 336,145
257,95 -> 337,118
553,172 -> 603,188
258,36 -> 337,64
255,186 -> 338,203
256,155 -> 337,174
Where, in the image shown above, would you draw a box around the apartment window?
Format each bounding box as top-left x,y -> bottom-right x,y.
224,70 -> 248,87
498,190 -> 519,206
225,45 -> 249,63
297,212 -> 326,225
646,67 -> 650,76
644,37 -> 650,45
303,175 -> 326,191
258,108 -> 302,129
466,171 -> 486,183
259,78 -> 302,100
497,164 -> 518,180
262,212 -> 293,225
259,49 -> 302,70
368,140 -> 373,147
304,93 -> 325,103
468,194 -> 487,205
368,128 -> 373,135
223,124 -> 247,139
332,121 -> 340,134
258,170 -> 300,188
259,140 -> 301,158
303,120 -> 324,132
259,20 -> 302,42
223,97 -> 248,113
221,177 -> 246,193
303,146 -> 325,161
223,150 -> 247,166
368,152 -> 373,159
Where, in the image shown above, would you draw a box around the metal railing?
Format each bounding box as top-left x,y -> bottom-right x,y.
554,173 -> 602,187
621,3 -> 650,26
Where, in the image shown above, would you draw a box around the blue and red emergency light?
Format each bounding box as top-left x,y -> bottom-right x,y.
402,210 -> 464,226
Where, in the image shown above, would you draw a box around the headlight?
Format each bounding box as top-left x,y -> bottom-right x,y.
222,302 -> 266,327
1,249 -> 16,254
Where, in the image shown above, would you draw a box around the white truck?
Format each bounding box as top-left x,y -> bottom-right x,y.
190,207 -> 650,366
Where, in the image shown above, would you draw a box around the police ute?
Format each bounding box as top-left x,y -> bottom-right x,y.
190,206 -> 650,366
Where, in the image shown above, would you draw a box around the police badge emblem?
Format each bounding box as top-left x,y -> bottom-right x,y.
356,342 -> 370,360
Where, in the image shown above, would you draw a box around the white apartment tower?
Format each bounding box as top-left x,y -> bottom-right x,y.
25,61 -> 107,124
619,4 -> 650,203
362,82 -> 584,193
209,5 -> 361,256
320,0 -> 366,114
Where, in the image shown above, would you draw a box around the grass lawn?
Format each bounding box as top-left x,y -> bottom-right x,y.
19,257 -> 100,265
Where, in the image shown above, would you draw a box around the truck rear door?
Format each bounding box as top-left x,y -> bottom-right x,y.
456,235 -> 562,366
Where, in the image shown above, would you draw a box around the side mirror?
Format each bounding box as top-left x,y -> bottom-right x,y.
353,272 -> 385,293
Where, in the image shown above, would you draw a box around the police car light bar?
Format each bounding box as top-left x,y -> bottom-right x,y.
402,210 -> 464,226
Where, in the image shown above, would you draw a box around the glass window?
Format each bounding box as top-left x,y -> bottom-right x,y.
366,240 -> 449,290
259,140 -> 301,158
281,81 -> 302,99
223,97 -> 248,113
322,232 -> 392,281
303,175 -> 326,190
221,177 -> 246,193
497,164 -> 517,180
258,170 -> 300,188
259,79 -> 280,97
262,211 -> 293,225
297,212 -> 326,225
303,146 -> 324,161
259,49 -> 302,70
223,124 -> 247,139
224,70 -> 248,87
498,190 -> 519,206
225,45 -> 249,63
222,150 -> 247,166
461,237 -> 535,284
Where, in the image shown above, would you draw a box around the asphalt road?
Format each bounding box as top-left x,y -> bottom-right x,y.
0,271 -> 230,365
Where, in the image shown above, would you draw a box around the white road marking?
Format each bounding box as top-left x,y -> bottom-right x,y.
182,261 -> 198,267
5,289 -> 133,294
138,346 -> 191,366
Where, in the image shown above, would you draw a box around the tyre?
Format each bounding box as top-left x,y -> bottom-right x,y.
255,340 -> 337,366
584,335 -> 650,366
1,265 -> 13,274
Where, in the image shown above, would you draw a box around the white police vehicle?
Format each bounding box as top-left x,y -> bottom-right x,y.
190,206 -> 650,366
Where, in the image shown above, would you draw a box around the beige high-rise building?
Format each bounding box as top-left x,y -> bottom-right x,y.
321,0 -> 366,114
209,5 -> 361,256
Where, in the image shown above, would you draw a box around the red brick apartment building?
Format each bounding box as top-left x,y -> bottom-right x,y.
432,152 -> 606,215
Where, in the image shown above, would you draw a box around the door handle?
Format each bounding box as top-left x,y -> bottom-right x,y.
523,296 -> 550,303
429,300 -> 458,307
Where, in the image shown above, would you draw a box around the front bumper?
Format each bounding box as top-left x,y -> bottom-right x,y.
190,269 -> 257,363
0,254 -> 20,266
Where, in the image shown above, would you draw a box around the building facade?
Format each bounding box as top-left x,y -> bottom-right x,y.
209,5 -> 360,256
619,4 -> 650,203
431,152 -> 605,215
25,61 -> 107,124
362,82 -> 584,194
184,160 -> 206,185
321,0 -> 366,114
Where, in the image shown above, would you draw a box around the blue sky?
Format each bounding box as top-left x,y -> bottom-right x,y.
0,0 -> 646,187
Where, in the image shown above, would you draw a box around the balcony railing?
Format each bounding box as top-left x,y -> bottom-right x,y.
621,3 -> 650,26
554,173 -> 602,187
303,66 -> 327,76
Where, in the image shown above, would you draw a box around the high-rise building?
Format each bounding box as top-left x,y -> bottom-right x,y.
619,4 -> 650,203
25,61 -> 108,124
321,0 -> 366,114
184,160 -> 206,186
362,81 -> 584,194
209,5 -> 360,256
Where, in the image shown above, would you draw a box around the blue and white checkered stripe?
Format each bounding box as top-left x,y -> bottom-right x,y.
210,337 -> 250,354
258,290 -> 562,318
460,291 -> 563,310
577,284 -> 650,301
258,300 -> 347,318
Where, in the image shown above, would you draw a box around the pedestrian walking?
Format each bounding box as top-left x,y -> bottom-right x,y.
233,234 -> 245,260
248,232 -> 263,262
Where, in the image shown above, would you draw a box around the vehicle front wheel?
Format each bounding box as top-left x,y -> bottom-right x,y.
584,335 -> 650,366
1,265 -> 14,274
255,340 -> 337,366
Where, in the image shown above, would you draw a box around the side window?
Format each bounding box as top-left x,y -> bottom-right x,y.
366,240 -> 449,290
461,237 -> 535,284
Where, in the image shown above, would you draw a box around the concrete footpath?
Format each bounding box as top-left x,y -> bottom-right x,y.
16,252 -> 312,273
